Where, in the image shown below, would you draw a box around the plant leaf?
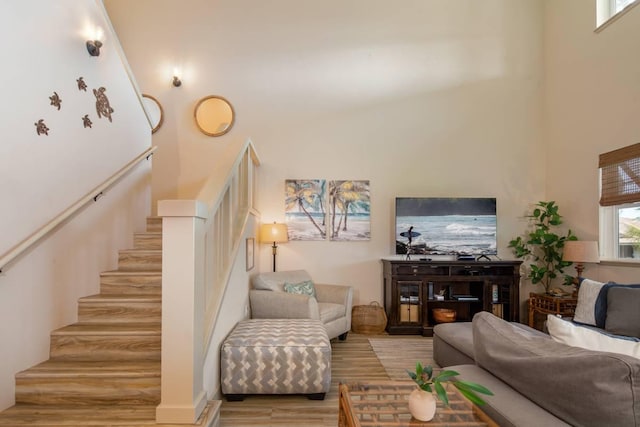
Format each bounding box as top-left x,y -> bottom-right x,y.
456,387 -> 488,406
434,381 -> 448,406
425,364 -> 433,379
434,370 -> 459,383
454,381 -> 493,396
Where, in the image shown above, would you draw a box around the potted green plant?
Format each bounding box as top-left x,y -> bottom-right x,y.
508,201 -> 577,294
406,362 -> 492,421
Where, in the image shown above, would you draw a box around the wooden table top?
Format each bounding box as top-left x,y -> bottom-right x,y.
338,381 -> 497,427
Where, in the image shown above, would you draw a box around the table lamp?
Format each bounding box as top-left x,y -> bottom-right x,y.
260,222 -> 288,272
562,240 -> 599,281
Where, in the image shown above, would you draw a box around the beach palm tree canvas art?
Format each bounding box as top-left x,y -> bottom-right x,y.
329,180 -> 370,241
285,179 -> 327,240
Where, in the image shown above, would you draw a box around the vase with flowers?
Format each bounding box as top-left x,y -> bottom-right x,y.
406,362 -> 493,421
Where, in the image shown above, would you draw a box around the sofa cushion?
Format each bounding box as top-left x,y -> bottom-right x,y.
605,286 -> 640,338
447,365 -> 570,427
284,280 -> 317,298
318,302 -> 344,324
572,278 -> 606,326
252,270 -> 313,292
472,311 -> 640,427
547,314 -> 640,358
433,321 -> 549,367
433,322 -> 475,362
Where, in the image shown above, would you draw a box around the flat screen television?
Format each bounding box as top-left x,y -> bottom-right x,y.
395,197 -> 497,256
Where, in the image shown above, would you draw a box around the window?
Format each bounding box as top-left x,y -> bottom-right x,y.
597,0 -> 639,28
612,0 -> 637,14
599,143 -> 640,261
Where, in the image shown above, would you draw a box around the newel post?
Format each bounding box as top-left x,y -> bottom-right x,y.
156,200 -> 208,423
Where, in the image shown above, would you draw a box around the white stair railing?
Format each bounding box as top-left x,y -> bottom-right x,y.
156,138 -> 259,424
0,146 -> 156,274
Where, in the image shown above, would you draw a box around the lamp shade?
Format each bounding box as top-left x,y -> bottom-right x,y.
562,241 -> 599,263
260,223 -> 289,244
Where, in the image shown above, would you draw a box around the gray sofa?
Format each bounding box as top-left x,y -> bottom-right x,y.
249,270 -> 353,340
434,312 -> 640,427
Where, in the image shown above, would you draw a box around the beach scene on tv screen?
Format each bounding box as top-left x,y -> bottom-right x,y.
395,197 -> 497,255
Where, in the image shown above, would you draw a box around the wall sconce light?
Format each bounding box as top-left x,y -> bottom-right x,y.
86,40 -> 103,57
172,76 -> 182,87
259,222 -> 289,272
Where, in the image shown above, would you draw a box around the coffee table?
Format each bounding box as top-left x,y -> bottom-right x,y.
338,381 -> 497,427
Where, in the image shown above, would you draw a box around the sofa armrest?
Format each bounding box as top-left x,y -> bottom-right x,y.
315,284 -> 353,330
315,283 -> 353,306
249,290 -> 320,320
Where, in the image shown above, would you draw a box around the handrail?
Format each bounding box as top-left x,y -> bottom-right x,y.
0,146 -> 157,274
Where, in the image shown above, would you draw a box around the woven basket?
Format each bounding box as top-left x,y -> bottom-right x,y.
352,302 -> 387,334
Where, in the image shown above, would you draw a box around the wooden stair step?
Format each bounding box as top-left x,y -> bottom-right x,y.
50,323 -> 160,361
0,214 -> 172,424
0,404 -> 158,426
146,217 -> 162,233
117,250 -> 161,272
15,360 -> 160,406
0,400 -> 220,426
133,232 -> 162,250
100,271 -> 161,296
78,294 -> 161,323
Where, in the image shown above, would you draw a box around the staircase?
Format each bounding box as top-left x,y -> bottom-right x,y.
0,218 -> 218,426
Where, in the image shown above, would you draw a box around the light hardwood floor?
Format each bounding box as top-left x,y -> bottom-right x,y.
0,332 -> 430,426
219,333 -> 432,427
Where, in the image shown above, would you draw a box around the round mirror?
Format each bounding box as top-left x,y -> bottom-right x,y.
194,95 -> 235,137
142,94 -> 164,134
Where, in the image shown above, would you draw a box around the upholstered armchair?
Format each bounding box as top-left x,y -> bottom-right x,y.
249,270 -> 353,340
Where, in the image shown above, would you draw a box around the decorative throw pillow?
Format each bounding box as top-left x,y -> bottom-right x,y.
605,287 -> 640,338
547,314 -> 640,359
283,280 -> 317,298
573,279 -> 606,326
252,270 -> 313,292
578,282 -> 640,328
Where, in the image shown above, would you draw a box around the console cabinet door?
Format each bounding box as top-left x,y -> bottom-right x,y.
397,280 -> 422,324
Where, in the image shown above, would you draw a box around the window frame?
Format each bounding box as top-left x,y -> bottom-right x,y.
599,170 -> 640,264
612,0 -> 636,14
596,0 -> 639,31
599,202 -> 640,263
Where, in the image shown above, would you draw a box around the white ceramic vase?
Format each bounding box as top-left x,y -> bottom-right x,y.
408,388 -> 437,422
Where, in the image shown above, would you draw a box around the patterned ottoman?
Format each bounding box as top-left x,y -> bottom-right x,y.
221,319 -> 331,401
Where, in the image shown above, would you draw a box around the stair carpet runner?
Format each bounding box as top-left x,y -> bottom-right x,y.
0,218 -> 167,426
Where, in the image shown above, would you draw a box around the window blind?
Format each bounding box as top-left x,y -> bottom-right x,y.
599,142 -> 640,206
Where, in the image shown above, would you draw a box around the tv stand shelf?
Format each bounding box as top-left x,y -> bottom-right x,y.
381,259 -> 522,336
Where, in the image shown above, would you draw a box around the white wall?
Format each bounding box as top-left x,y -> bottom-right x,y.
544,1 -> 640,283
105,0 -> 546,309
0,0 -> 152,410
0,1 -> 150,256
